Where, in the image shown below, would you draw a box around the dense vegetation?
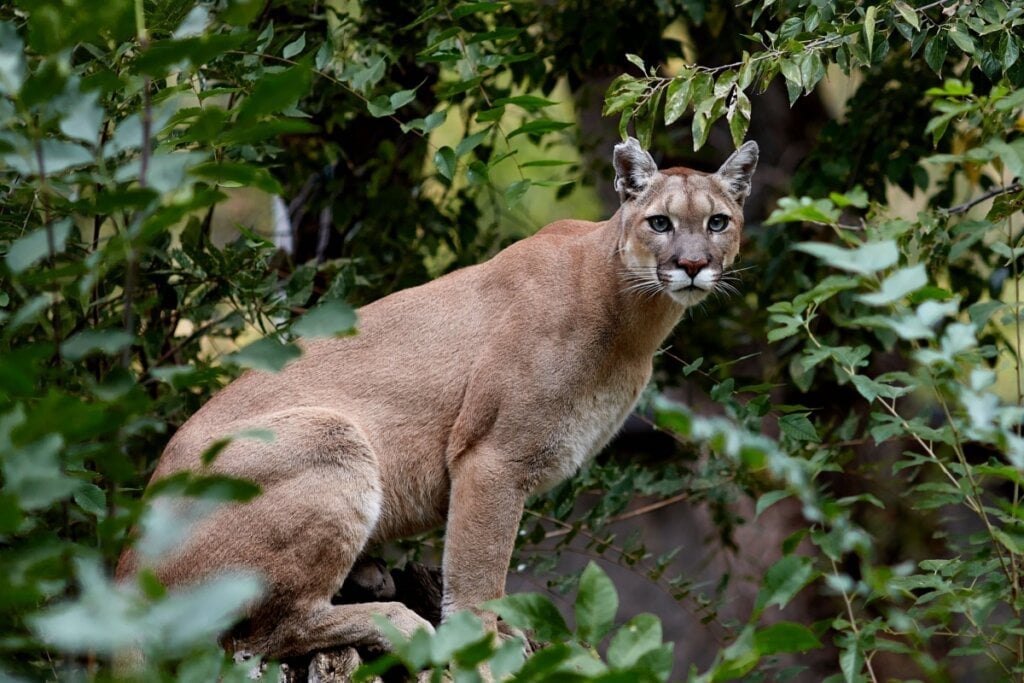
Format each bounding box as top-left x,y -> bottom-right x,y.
1,0 -> 1023,680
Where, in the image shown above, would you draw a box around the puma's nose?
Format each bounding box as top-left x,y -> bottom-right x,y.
677,258 -> 708,278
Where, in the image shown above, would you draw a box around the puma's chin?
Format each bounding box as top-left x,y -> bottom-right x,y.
667,286 -> 711,306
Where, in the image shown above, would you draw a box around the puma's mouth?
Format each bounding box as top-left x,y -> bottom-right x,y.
660,268 -> 718,292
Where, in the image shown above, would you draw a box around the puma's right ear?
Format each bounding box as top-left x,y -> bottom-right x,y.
714,140 -> 759,203
613,137 -> 658,201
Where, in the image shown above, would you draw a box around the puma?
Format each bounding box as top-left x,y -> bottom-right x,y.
116,137 -> 759,657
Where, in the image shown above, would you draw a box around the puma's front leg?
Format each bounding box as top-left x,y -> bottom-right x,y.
441,448 -> 527,629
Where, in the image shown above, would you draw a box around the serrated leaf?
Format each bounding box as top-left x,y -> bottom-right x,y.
755,555 -> 816,613
778,413 -> 818,442
226,337 -> 302,372
483,593 -> 570,642
857,264 -> 928,305
795,240 -> 899,275
191,161 -> 283,194
61,329 -> 134,361
754,622 -> 822,655
607,613 -> 664,668
236,63 -> 312,122
0,22 -> 26,95
575,562 -> 617,643
755,490 -> 791,518
5,220 -> 72,273
766,196 -> 840,225
291,300 -> 357,338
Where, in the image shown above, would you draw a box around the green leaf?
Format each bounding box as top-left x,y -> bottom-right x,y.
366,95 -> 394,118
291,300 -> 357,338
61,329 -> 134,361
795,240 -> 899,276
74,483 -> 107,519
947,24 -> 975,55
236,63 -> 312,122
575,562 -> 618,644
607,613 -> 664,669
451,2 -> 503,19
493,95 -> 558,111
191,161 -> 283,194
755,490 -> 791,518
4,139 -> 94,176
226,337 -> 302,372
755,555 -> 816,613
455,130 -> 488,157
850,374 -> 912,403
857,264 -> 928,305
434,145 -> 456,180
0,22 -> 27,95
664,76 -> 693,125
925,34 -> 949,74
754,622 -> 822,655
389,88 -> 417,110
1,431 -> 78,510
59,89 -> 103,144
315,41 -> 332,70
863,6 -> 877,58
778,413 -> 818,442
894,1 -> 920,30
505,179 -> 530,206
766,196 -> 840,225
484,593 -> 570,642
840,643 -> 863,683
282,32 -> 306,59
506,119 -> 572,138
5,219 -> 72,273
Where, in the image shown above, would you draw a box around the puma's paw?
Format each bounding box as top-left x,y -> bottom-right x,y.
378,602 -> 436,645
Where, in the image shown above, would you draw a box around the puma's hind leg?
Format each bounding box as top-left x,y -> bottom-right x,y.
152,408 -> 432,658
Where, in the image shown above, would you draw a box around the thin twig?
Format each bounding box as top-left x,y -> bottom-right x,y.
541,491 -> 691,539
123,2 -> 150,369
944,182 -> 1022,216
34,139 -> 62,354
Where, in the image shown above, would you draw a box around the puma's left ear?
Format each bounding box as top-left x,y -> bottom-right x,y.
714,140 -> 759,203
613,137 -> 659,201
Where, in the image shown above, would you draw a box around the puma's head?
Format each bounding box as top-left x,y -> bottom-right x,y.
613,137 -> 759,307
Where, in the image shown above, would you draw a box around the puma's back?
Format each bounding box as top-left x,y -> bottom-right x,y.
120,138 -> 759,659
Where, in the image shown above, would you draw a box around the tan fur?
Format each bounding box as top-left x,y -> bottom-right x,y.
116,138 -> 758,657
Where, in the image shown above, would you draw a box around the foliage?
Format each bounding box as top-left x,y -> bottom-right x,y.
355,563 -> 675,683
3,0 -> 1024,681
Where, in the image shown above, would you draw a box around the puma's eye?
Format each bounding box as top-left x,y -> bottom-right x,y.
707,214 -> 730,233
647,215 -> 672,233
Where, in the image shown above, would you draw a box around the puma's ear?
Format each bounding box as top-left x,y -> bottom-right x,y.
613,137 -> 659,201
714,140 -> 759,203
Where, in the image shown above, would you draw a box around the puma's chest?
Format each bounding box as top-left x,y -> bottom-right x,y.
533,377 -> 647,492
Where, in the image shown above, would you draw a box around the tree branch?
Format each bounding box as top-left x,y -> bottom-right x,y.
945,182 -> 1022,216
